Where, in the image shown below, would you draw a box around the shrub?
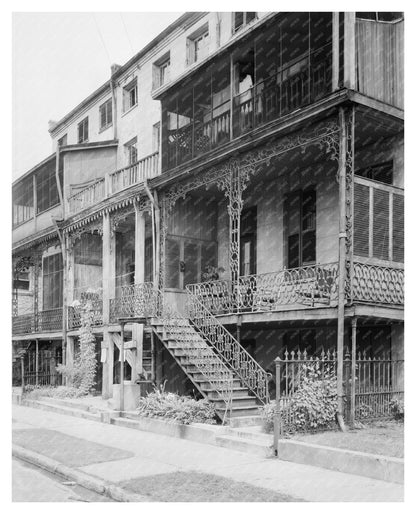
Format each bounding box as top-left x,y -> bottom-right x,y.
260,360 -> 338,434
390,397 -> 404,421
356,403 -> 374,420
137,384 -> 216,425
24,385 -> 83,400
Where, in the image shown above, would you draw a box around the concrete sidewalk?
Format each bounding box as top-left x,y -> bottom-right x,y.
12,404 -> 404,502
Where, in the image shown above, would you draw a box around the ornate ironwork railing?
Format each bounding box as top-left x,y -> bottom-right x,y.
110,152 -> 159,194
12,314 -> 34,335
109,282 -> 158,323
37,308 -> 63,332
68,178 -> 106,214
187,263 -> 339,315
350,263 -> 404,305
186,288 -> 270,404
68,295 -> 103,330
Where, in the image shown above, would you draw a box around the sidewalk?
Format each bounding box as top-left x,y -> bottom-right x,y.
12,404 -> 404,502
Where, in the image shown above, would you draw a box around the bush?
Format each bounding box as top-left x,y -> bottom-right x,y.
137,384 -> 216,425
24,385 -> 83,400
260,360 -> 338,434
390,397 -> 404,421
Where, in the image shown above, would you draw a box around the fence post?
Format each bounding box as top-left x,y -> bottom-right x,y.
273,357 -> 281,457
344,350 -> 351,422
20,355 -> 25,393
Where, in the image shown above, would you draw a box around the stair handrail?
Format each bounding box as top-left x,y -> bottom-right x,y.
152,287 -> 234,422
186,286 -> 271,404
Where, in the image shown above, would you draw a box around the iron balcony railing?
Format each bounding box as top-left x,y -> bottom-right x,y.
349,262 -> 404,305
12,308 -> 63,335
67,152 -> 159,214
187,263 -> 339,316
109,282 -> 157,323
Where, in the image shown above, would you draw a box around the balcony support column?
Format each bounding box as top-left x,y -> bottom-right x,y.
336,106 -> 354,429
133,203 -> 146,381
343,12 -> 356,89
102,212 -> 115,398
332,12 -> 340,91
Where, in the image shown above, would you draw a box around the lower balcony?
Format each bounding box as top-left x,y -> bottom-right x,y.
12,308 -> 63,336
109,283 -> 157,323
68,300 -> 103,330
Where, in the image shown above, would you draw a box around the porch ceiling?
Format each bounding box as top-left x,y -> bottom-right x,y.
354,105 -> 403,150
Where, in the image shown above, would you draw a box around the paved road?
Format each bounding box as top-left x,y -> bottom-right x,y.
13,458 -> 111,502
12,405 -> 404,502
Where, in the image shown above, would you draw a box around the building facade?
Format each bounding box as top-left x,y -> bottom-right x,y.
12,12 -> 404,422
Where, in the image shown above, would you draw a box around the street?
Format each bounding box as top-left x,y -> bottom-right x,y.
12,404 -> 404,502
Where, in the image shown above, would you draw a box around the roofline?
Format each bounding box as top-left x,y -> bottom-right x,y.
12,153 -> 56,187
60,139 -> 119,153
49,12 -> 200,136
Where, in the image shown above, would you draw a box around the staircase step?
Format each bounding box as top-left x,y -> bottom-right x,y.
211,397 -> 258,408
217,405 -> 260,418
228,415 -> 264,428
199,379 -> 242,389
204,388 -> 249,400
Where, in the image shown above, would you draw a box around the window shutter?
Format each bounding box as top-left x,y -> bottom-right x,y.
183,240 -> 199,286
354,183 -> 370,256
372,188 -> 390,260
393,193 -> 404,262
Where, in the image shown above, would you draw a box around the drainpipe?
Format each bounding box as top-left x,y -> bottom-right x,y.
55,143 -> 65,219
52,218 -> 67,368
336,107 -> 347,432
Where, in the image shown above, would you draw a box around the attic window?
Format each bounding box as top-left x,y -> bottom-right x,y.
187,24 -> 209,65
77,117 -> 89,143
123,78 -> 138,112
233,12 -> 257,33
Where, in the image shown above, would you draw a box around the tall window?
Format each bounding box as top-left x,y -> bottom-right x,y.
77,117 -> 89,143
99,98 -> 112,130
233,12 -> 257,33
187,24 -> 209,65
153,53 -> 170,89
125,137 -> 138,165
36,161 -> 60,214
43,254 -> 63,309
285,189 -> 316,268
12,177 -> 34,227
123,78 -> 138,112
152,122 -> 160,152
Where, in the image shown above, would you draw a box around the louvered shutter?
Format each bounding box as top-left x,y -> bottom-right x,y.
354,183 -> 370,256
393,193 -> 404,262
373,188 -> 390,260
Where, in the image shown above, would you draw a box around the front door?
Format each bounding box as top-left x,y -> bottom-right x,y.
240,207 -> 257,276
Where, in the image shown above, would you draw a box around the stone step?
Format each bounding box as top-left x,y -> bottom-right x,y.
211,396 -> 258,408
227,415 -> 264,428
204,387 -> 249,400
217,405 -> 260,419
199,379 -> 242,390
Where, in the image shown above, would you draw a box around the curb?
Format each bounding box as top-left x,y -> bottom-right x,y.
12,444 -> 147,502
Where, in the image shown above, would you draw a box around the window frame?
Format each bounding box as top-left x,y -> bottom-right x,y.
77,117 -> 89,143
99,98 -> 113,131
12,176 -> 34,228
187,24 -> 209,65
123,78 -> 138,113
233,12 -> 257,34
42,253 -> 64,310
125,137 -> 138,166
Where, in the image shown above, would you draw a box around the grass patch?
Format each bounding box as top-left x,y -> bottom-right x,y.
13,428 -> 134,467
120,471 -> 301,502
291,420 -> 403,458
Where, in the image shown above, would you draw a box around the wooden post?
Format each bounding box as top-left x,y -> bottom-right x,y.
332,12 -> 340,91
351,317 -> 357,425
21,355 -> 25,393
35,339 -> 39,387
120,322 -> 125,412
150,330 -> 156,382
336,107 -> 348,429
273,357 -> 281,457
343,12 -> 356,89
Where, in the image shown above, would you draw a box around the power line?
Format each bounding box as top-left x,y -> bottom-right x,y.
119,13 -> 134,55
92,13 -> 111,65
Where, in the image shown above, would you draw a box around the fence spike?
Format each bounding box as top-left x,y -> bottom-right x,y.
291,350 -> 295,360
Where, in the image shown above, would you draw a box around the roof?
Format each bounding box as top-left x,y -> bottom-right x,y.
12,153 -> 56,187
49,12 -> 201,136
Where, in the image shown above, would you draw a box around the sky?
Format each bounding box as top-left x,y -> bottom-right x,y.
12,12 -> 182,180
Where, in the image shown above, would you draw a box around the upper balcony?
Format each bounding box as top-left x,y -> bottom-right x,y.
159,12 -> 403,173
67,151 -> 159,215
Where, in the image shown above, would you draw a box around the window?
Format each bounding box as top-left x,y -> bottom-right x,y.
125,137 -> 138,165
77,117 -> 88,143
355,161 -> 393,185
233,12 -> 257,33
36,160 -> 60,214
152,122 -> 160,152
99,98 -> 112,130
12,177 -> 34,227
285,189 -> 316,268
58,134 -> 67,146
43,253 -> 63,309
187,24 -> 209,65
153,53 -> 170,89
356,12 -> 403,22
123,78 -> 138,112
13,271 -> 29,291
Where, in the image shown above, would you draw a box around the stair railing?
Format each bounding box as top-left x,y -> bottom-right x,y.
152,287 -> 234,422
186,287 -> 271,404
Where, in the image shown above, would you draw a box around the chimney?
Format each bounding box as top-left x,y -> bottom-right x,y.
111,63 -> 122,76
